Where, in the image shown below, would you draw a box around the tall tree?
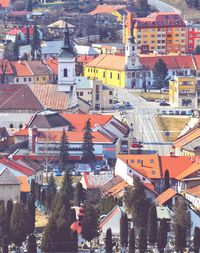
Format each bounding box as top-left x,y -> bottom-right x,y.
0,201 -> 9,246
81,119 -> 95,163
27,0 -> 33,12
105,228 -> 113,253
81,205 -> 98,249
27,234 -> 37,253
194,45 -> 200,55
153,59 -> 169,90
60,170 -> 74,202
40,189 -> 46,206
120,212 -> 128,249
10,203 -> 27,250
59,128 -> 69,171
30,179 -> 35,200
2,234 -> 8,253
193,226 -> 200,253
26,26 -> 30,45
138,229 -> 147,253
13,36 -> 19,60
74,182 -> 84,206
163,169 -> 170,192
31,23 -> 41,60
26,196 -> 35,234
129,227 -> 135,253
6,199 -> 13,223
0,59 -> 9,84
124,176 -> 150,229
46,174 -> 57,211
157,219 -> 168,253
41,217 -> 57,252
147,204 -> 157,245
71,230 -> 78,252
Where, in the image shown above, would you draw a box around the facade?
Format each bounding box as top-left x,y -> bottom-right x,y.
125,12 -> 186,54
169,76 -> 197,107
6,27 -> 42,43
186,22 -> 200,53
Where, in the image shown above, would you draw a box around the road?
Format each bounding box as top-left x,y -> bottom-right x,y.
115,89 -> 172,155
148,0 -> 182,15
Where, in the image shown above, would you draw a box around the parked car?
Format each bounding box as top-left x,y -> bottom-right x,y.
169,110 -> 173,115
186,110 -> 193,115
124,101 -> 134,109
131,139 -> 144,148
175,110 -> 180,115
181,111 -> 186,115
162,110 -> 167,115
159,101 -> 170,106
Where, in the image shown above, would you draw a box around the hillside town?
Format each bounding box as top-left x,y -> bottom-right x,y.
0,0 -> 200,252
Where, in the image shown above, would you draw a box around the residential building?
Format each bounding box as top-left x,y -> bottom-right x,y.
0,168 -> 20,204
169,75 -> 197,107
125,12 -> 187,54
92,43 -> 124,55
47,20 -> 76,36
184,185 -> 200,210
11,60 -> 34,85
76,77 -> 114,110
186,22 -> 200,53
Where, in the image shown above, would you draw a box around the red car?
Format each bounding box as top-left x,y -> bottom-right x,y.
131,141 -> 143,148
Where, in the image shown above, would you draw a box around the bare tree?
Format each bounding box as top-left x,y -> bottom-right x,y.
0,59 -> 9,84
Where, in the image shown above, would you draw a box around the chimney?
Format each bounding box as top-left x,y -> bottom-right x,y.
31,127 -> 37,153
18,60 -> 21,64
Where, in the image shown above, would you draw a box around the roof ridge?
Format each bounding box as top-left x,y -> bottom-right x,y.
0,85 -> 24,108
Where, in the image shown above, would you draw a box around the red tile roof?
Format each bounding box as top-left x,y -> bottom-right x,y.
89,5 -> 125,15
174,127 -> 200,149
10,61 -> 33,76
61,114 -> 113,131
7,27 -> 34,36
176,161 -> 200,180
76,55 -> 96,64
0,59 -> 14,75
193,55 -> 200,70
155,188 -> 177,205
14,128 -> 29,136
17,176 -> 30,192
185,185 -> 200,198
45,58 -> 58,75
0,0 -> 10,7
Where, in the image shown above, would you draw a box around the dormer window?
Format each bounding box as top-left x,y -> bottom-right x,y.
64,68 -> 68,77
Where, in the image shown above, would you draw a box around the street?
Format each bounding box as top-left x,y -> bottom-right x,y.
148,0 -> 182,15
115,88 -> 172,155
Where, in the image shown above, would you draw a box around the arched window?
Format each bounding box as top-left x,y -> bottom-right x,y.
64,68 -> 68,77
19,124 -> 23,129
10,124 -> 13,128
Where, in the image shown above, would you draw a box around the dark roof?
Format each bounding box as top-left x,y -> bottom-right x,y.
0,167 -> 20,185
28,110 -> 71,128
26,61 -> 52,76
0,85 -> 44,111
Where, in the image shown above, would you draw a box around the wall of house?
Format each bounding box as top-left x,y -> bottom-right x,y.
33,75 -> 51,84
0,112 -> 34,129
77,88 -> 93,105
14,76 -> 34,85
0,184 -> 20,203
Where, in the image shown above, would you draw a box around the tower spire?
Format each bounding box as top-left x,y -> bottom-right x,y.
62,19 -> 71,50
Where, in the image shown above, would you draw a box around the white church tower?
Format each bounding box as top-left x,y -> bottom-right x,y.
58,20 -> 78,111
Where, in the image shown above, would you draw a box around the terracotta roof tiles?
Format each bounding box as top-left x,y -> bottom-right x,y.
89,5 -> 125,15
155,188 -> 177,205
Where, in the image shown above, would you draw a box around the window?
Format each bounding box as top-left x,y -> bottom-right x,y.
16,78 -> 19,83
109,99 -> 112,104
43,77 -> 46,81
36,77 -> 39,81
137,159 -> 142,163
109,91 -> 113,95
29,78 -> 31,82
64,68 -> 68,77
24,78 -> 26,82
80,92 -> 83,96
103,71 -> 105,78
131,159 -> 134,163
10,124 -> 14,128
110,72 -> 112,79
19,124 -> 23,129
117,73 -> 120,80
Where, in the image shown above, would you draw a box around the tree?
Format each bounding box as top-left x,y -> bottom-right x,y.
138,229 -> 147,253
81,205 -> 98,249
120,212 -> 128,249
6,199 -> 13,223
31,23 -> 41,60
0,59 -> 9,84
81,119 -> 95,163
46,174 -> 57,211
105,228 -> 113,253
2,234 -> 8,253
59,128 -> 69,171
157,219 -> 168,253
129,228 -> 135,253
40,189 -> 46,206
147,204 -> 157,245
30,179 -> 35,200
26,196 -> 35,234
194,45 -> 200,55
71,231 -> 78,253
26,26 -> 30,45
27,234 -> 37,253
41,217 -> 57,252
13,36 -> 19,60
99,196 -> 119,214
0,201 -> 9,246
124,176 -> 150,229
153,59 -> 169,90
27,0 -> 33,12
10,203 -> 27,249
193,226 -> 200,253
173,198 -> 191,253
61,170 -> 74,202
74,182 -> 84,206
136,0 -> 150,16
163,169 -> 170,192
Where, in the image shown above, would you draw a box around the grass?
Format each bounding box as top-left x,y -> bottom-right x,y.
35,209 -> 48,228
155,116 -> 189,142
135,91 -> 169,101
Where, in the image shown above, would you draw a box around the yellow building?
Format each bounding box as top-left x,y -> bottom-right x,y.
169,76 -> 197,107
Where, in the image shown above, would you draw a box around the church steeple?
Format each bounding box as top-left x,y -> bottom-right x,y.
60,19 -> 75,57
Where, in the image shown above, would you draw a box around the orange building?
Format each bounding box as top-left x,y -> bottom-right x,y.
125,12 -> 187,54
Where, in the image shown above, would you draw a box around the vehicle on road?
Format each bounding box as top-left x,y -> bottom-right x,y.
159,101 -> 170,106
131,138 -> 144,148
162,110 -> 167,115
124,101 -> 134,109
169,110 -> 173,115
180,111 -> 186,115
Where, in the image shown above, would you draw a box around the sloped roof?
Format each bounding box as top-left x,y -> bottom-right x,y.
174,127 -> 200,149
26,61 -> 52,76
155,188 -> 177,205
10,61 -> 33,76
193,55 -> 200,70
83,173 -> 113,189
90,5 -> 125,15
176,162 -> 200,180
0,167 -> 20,185
86,54 -> 125,71
47,20 -> 75,29
185,185 -> 200,198
17,176 -> 30,192
45,59 -> 58,75
0,84 -> 43,111
76,55 -> 96,64
101,175 -> 124,194
0,0 -> 10,8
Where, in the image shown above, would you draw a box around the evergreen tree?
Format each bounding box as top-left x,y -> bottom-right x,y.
46,174 -> 57,211
71,231 -> 78,252
61,170 -> 74,202
129,228 -> 135,253
157,219 -> 168,253
99,196 -> 118,214
153,59 -> 169,90
26,26 -> 30,45
2,234 -> 8,253
59,128 -> 69,171
74,182 -> 84,206
35,182 -> 41,201
27,0 -> 33,12
0,201 -> 9,246
10,203 -> 27,249
40,189 -> 46,206
124,176 -> 150,229
6,199 -> 13,223
138,229 -> 147,253
13,36 -> 19,60
41,217 -> 57,252
31,23 -> 41,60
27,234 -> 37,253
193,226 -> 200,253
81,205 -> 98,249
194,45 -> 200,55
120,212 -> 128,249
69,208 -> 76,225
26,196 -> 35,234
163,169 -> 170,191
81,119 -> 95,163
105,228 -> 113,253
147,204 -> 157,245
30,179 -> 35,200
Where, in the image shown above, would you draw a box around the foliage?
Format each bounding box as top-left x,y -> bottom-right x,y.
129,227 -> 135,253
124,176 -> 150,229
46,174 -> 57,211
40,189 -> 46,206
10,203 -> 27,247
157,219 -> 168,253
27,234 -> 37,253
0,201 -> 9,246
163,169 -> 170,192
147,204 -> 157,244
135,0 -> 150,16
13,36 -> 19,60
193,226 -> 200,253
81,119 -> 95,163
105,228 -> 113,253
27,0 -> 33,12
26,196 -> 35,234
30,179 -> 35,199
194,45 -> 200,55
2,234 -> 8,253
74,182 -> 84,206
81,205 -> 99,243
59,129 -> 69,171
26,26 -> 30,45
99,196 -> 119,214
61,170 -> 74,202
153,59 -> 169,89
120,213 -> 128,248
138,229 -> 147,253
31,23 -> 41,60
41,217 -> 57,252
